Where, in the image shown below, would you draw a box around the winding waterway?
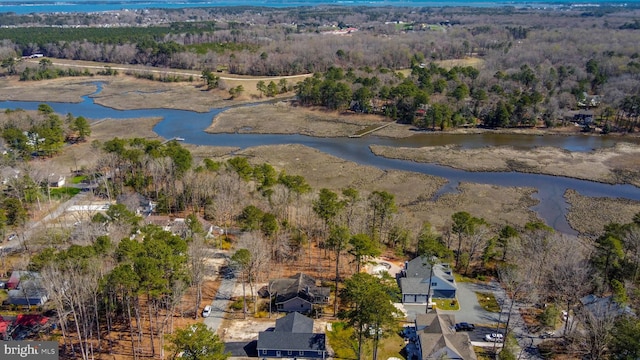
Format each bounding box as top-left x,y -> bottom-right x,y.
1,86 -> 640,235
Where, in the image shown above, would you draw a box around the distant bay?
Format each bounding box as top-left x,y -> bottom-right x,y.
0,0 -> 637,15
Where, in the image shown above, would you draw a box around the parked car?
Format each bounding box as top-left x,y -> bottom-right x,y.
202,305 -> 211,318
455,322 -> 475,331
7,234 -> 17,242
484,333 -> 504,342
218,265 -> 235,279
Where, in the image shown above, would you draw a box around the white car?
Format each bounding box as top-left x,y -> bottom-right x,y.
484,333 -> 504,342
202,305 -> 211,318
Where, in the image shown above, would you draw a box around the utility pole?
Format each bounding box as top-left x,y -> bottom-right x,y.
493,298 -> 504,355
268,282 -> 272,319
425,256 -> 435,313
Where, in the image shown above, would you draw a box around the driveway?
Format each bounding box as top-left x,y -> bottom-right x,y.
203,275 -> 238,333
441,280 -> 502,325
401,279 -> 542,360
401,280 -> 500,325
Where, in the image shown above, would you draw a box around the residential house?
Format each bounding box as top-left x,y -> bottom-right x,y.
269,273 -> 330,313
400,257 -> 457,303
414,311 -> 477,360
573,111 -> 594,125
6,271 -> 49,306
257,312 -> 327,359
577,92 -> 602,108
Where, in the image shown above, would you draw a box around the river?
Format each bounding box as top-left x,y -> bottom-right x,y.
1,89 -> 640,235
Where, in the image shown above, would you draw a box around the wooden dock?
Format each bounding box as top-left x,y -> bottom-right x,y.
349,122 -> 394,138
161,137 -> 185,144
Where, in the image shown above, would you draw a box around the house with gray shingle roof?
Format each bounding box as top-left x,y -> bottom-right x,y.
415,311 -> 476,360
400,257 -> 457,303
269,273 -> 330,313
257,312 -> 327,359
6,271 -> 49,306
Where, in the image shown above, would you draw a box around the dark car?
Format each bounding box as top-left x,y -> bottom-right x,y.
455,322 -> 475,332
218,265 -> 235,279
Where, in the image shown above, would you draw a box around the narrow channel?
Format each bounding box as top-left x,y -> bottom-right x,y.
2,87 -> 640,235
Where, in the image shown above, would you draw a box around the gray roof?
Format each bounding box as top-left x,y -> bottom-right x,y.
415,312 -> 476,360
416,313 -> 455,334
269,273 -> 330,304
8,276 -> 49,306
401,258 -> 457,295
406,258 -> 455,282
580,294 -> 636,318
257,312 -> 326,352
275,311 -> 314,333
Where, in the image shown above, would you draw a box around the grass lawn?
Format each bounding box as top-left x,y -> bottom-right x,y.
476,292 -> 501,312
474,346 -> 495,360
327,322 -> 405,360
71,175 -> 87,184
50,187 -> 81,198
434,298 -> 459,311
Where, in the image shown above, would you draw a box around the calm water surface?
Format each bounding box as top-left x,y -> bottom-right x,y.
1,90 -> 640,235
1,0 -> 635,15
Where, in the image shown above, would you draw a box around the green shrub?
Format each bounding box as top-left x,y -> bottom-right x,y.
538,304 -> 560,328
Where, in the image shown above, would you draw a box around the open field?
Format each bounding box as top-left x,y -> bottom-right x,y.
0,59 -> 311,112
207,101 -> 408,137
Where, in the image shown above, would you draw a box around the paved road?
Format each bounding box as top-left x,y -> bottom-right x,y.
203,274 -> 238,333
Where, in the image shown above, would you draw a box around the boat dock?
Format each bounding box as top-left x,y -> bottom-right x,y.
348,122 -> 394,138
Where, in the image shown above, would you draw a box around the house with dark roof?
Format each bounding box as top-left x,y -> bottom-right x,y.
415,311 -> 476,360
257,312 -> 327,359
269,273 -> 330,313
400,257 -> 457,303
6,271 -> 49,306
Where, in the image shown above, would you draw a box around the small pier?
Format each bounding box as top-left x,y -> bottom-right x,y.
162,137 -> 185,144
349,122 -> 394,138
